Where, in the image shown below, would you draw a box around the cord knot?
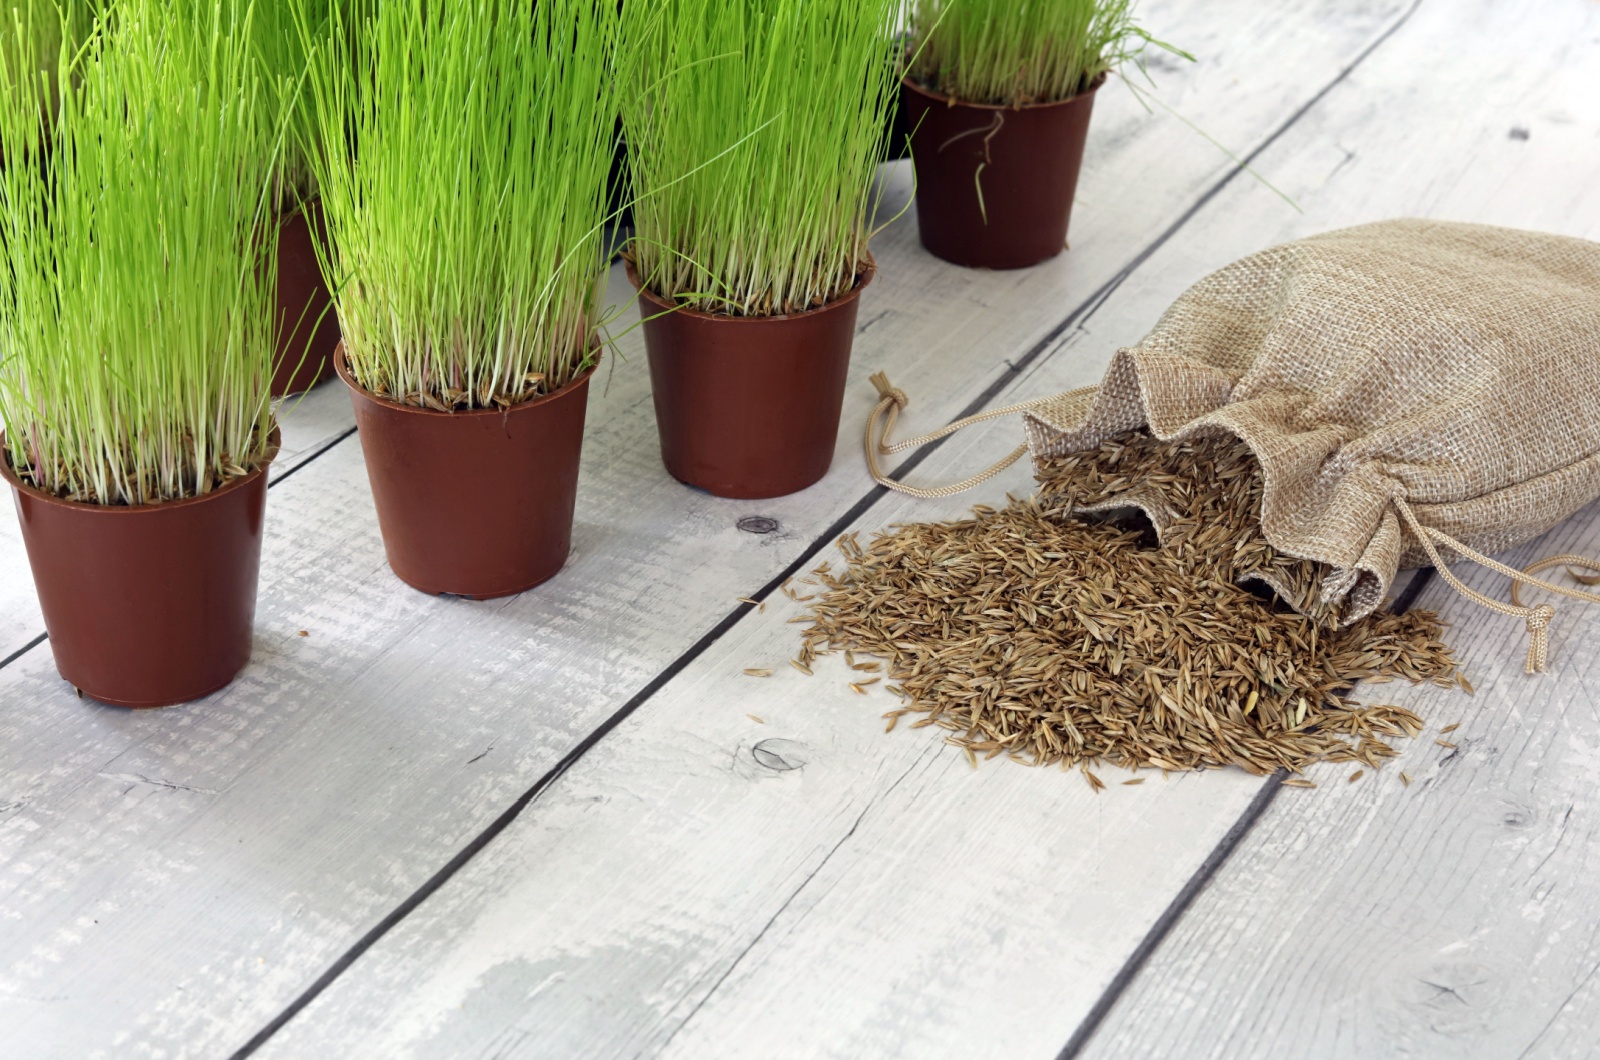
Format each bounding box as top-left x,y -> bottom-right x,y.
1525,603 -> 1555,674
869,371 -> 907,411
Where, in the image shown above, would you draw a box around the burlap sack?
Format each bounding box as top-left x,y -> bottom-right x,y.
869,219 -> 1600,670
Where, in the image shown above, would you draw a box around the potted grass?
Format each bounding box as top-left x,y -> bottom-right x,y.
0,0 -> 284,707
621,0 -> 902,500
904,0 -> 1181,269
256,2 -> 340,396
299,0 -> 619,598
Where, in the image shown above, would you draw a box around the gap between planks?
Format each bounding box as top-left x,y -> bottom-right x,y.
228,4 -> 1429,1051
0,426 -> 359,676
1055,568 -> 1436,1060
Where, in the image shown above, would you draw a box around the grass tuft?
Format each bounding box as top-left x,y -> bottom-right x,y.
0,0 -> 282,506
301,0 -> 620,409
910,0 -> 1175,106
622,0 -> 903,317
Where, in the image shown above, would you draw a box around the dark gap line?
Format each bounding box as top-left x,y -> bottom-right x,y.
1055,774 -> 1288,1060
268,424 -> 360,488
1053,572 -> 1435,1060
1049,4 -> 1432,1053
234,7 -> 1426,1048
0,632 -> 48,672
0,420 -> 360,677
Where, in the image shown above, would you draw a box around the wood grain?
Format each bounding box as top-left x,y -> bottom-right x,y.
253,3 -> 1599,1057
1073,3 -> 1600,1054
0,2 -> 1408,1055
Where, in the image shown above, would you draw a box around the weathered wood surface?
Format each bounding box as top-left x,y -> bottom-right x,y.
1076,1 -> 1600,1055
256,1 -> 1600,1057
0,1 -> 1409,1056
9,0 -> 1595,1056
1084,511 -> 1600,1060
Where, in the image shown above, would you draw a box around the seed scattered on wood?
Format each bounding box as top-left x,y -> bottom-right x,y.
1401,772 -> 1413,787
1283,778 -> 1317,788
1348,769 -> 1364,782
1458,673 -> 1475,694
1122,778 -> 1145,785
1440,723 -> 1459,734
789,659 -> 812,676
1084,770 -> 1105,792
743,668 -> 773,677
737,597 -> 760,606
849,682 -> 868,695
795,430 -> 1458,777
1436,740 -> 1457,749
747,714 -> 765,724
297,630 -> 309,637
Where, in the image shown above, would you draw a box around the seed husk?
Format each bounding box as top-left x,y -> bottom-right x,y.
797,430 -> 1457,778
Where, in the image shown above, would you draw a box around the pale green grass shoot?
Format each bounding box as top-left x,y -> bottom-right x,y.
910,0 -> 1176,106
0,0 -> 282,505
300,0 -> 620,408
623,0 -> 903,317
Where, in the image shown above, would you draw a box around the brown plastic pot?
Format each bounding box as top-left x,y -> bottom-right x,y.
1,429 -> 279,708
627,259 -> 874,500
271,199 -> 341,396
902,76 -> 1103,270
336,345 -> 595,598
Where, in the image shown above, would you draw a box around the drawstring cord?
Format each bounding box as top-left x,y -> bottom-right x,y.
1392,496 -> 1600,672
865,373 -> 1089,499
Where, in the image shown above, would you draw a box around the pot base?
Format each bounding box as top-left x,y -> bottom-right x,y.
337,346 -> 595,599
629,261 -> 873,500
2,432 -> 278,708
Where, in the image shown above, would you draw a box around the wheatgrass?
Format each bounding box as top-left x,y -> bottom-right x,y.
622,0 -> 902,317
300,0 -> 620,408
909,0 -> 1175,106
0,0 -> 282,505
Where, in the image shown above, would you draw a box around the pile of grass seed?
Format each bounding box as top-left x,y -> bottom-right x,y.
797,430 -> 1461,781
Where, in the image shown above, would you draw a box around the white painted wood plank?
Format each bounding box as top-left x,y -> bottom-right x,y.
1069,4 -> 1600,1052
255,2 -> 1600,1057
0,2 -> 1395,1055
1083,515 -> 1600,1060
0,381 -> 355,666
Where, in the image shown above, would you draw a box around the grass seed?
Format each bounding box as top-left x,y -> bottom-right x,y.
798,430 -> 1457,778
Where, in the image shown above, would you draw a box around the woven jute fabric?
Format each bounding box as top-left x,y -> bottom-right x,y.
1021,219 -> 1600,626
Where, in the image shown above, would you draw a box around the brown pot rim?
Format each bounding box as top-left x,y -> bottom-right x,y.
333,342 -> 602,419
901,72 -> 1108,112
0,425 -> 281,515
623,254 -> 877,324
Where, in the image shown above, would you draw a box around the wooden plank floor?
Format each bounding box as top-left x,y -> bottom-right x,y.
3,1 -> 1598,1056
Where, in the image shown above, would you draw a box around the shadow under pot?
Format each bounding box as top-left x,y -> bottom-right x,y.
1,429 -> 279,708
270,198 -> 342,397
627,259 -> 874,500
336,345 -> 596,599
902,75 -> 1103,270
